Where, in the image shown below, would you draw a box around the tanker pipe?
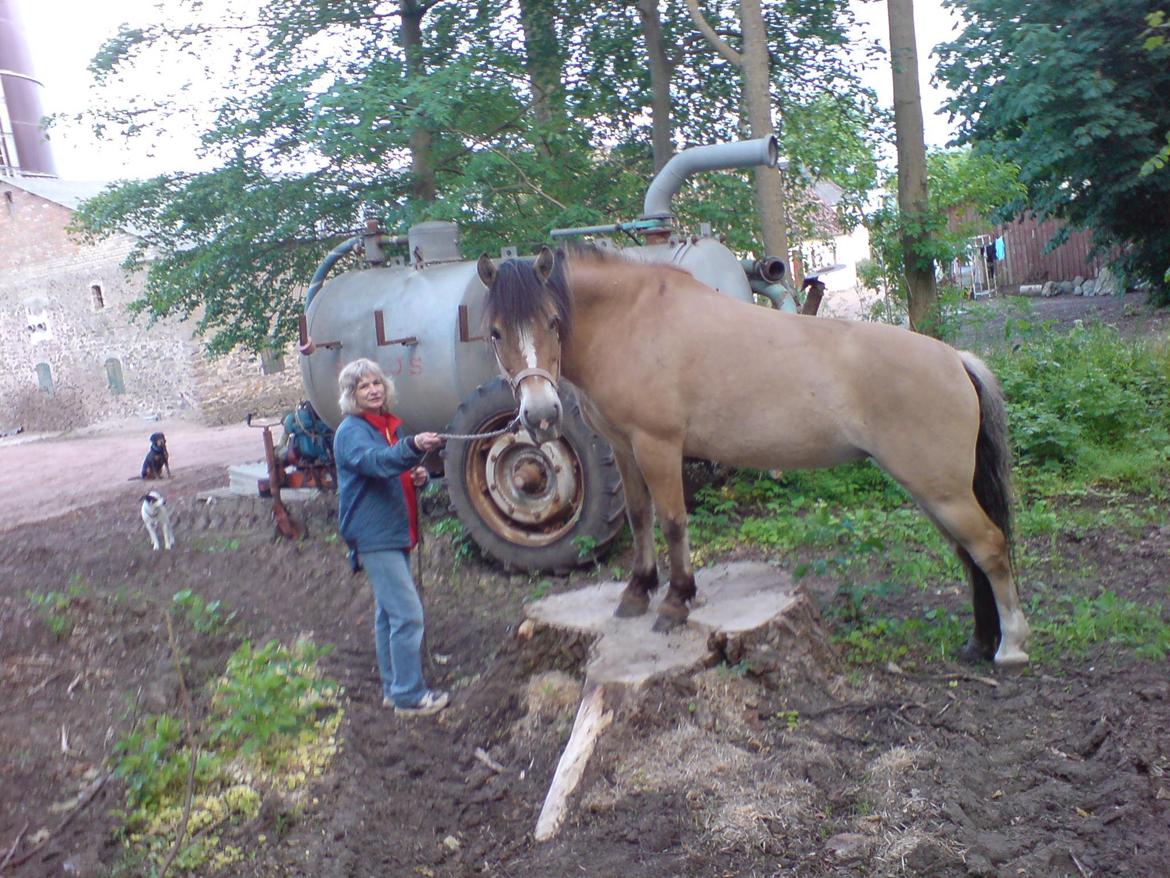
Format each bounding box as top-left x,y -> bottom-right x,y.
749,278 -> 797,312
642,136 -> 782,220
305,237 -> 361,310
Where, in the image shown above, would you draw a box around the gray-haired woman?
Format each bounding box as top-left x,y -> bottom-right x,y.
334,358 -> 447,716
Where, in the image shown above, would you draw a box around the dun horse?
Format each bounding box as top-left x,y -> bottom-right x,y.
476,246 -> 1030,666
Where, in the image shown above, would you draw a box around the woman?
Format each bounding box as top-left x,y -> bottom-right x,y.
334,358 -> 448,716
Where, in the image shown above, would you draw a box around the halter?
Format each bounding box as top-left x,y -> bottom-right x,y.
490,332 -> 561,401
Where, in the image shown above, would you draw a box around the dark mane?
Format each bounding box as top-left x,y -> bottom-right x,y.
484,249 -> 574,341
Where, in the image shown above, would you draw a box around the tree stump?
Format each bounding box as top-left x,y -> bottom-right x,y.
518,561 -> 828,841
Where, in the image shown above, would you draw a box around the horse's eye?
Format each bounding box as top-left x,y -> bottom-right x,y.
548,317 -> 558,333
490,328 -> 501,341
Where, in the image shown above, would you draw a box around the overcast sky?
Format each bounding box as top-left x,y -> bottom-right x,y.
13,0 -> 962,182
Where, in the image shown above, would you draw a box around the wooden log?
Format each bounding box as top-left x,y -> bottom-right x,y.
534,683 -> 614,841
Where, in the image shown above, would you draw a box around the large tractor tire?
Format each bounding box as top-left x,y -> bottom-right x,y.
442,378 -> 626,572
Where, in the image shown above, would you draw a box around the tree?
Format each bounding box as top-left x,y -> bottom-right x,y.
685,0 -> 790,262
887,0 -> 938,334
862,148 -> 1026,326
937,0 -> 1170,304
70,0 -> 882,356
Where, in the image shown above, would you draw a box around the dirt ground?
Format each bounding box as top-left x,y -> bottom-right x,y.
1,292 -> 1168,878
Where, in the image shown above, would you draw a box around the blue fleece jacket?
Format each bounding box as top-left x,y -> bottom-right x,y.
333,415 -> 425,554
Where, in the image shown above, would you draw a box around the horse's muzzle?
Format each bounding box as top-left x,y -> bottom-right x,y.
518,380 -> 563,445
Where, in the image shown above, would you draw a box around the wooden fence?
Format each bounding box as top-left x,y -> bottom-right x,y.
996,216 -> 1107,291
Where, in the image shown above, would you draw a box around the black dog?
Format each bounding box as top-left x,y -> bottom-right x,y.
141,432 -> 171,479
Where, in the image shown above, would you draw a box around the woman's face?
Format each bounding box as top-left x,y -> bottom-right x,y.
354,373 -> 386,413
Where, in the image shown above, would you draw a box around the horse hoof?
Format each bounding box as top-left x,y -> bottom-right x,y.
651,613 -> 685,633
614,591 -> 650,618
993,648 -> 1029,668
957,639 -> 995,664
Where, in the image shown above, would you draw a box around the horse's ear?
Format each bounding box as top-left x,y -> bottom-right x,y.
534,246 -> 555,283
477,253 -> 497,287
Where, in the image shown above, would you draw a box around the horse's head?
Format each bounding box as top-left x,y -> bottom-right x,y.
477,246 -> 569,445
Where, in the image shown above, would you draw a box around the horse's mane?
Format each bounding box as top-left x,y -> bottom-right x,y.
484,249 -> 574,342
484,243 -> 698,340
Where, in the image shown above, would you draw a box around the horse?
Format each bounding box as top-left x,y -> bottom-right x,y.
475,245 -> 1031,667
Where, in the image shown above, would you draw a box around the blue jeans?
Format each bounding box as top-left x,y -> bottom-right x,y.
361,550 -> 426,708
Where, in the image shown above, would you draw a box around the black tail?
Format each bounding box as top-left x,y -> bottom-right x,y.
959,353 -> 1015,655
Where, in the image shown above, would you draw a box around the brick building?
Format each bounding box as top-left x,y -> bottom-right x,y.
0,175 -> 303,432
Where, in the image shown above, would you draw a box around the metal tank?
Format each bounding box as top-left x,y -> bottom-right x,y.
300,252 -> 496,434
298,137 -> 787,571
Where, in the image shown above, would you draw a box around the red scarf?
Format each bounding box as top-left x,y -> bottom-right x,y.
360,411 -> 419,549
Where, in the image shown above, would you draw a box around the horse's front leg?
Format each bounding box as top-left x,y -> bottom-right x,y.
631,436 -> 693,632
611,448 -> 659,617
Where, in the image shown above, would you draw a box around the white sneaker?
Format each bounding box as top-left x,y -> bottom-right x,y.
394,690 -> 450,717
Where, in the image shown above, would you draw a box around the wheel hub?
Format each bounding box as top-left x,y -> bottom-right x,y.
483,433 -> 578,525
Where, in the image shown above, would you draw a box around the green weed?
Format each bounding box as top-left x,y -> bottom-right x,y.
1029,589 -> 1170,662
172,588 -> 236,635
527,578 -> 552,602
432,516 -> 476,568
209,639 -> 335,763
25,577 -> 89,639
571,534 -> 600,560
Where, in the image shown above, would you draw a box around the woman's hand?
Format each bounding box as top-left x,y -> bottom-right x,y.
411,466 -> 429,487
412,432 -> 443,452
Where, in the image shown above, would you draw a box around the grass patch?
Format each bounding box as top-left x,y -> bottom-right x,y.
1028,589 -> 1170,663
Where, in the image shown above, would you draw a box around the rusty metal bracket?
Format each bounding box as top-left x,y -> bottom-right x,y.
298,314 -> 341,352
374,310 -> 418,347
458,305 -> 485,343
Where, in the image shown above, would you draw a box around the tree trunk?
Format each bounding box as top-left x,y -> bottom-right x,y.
636,0 -> 673,172
740,0 -> 789,265
519,0 -> 566,155
685,0 -> 789,264
887,0 -> 938,334
401,0 -> 437,203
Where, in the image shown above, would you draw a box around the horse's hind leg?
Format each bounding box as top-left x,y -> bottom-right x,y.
928,497 -> 1030,666
611,448 -> 659,617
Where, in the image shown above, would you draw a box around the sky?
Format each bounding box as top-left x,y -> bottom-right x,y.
11,0 -> 963,182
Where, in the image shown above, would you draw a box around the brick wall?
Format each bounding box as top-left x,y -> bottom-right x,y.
0,182 -> 304,432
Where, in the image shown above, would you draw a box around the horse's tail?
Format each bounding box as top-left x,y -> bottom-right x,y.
959,352 -> 1015,647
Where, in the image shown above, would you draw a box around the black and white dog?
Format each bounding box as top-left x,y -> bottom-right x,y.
140,490 -> 175,551
141,432 -> 171,480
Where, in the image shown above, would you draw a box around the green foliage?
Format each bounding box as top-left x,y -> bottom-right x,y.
172,588 -> 236,635
526,578 -> 553,602
989,324 -> 1170,481
110,636 -> 340,873
1029,589 -> 1170,663
862,147 -> 1026,324
432,516 -> 476,568
937,0 -> 1170,304
209,639 -> 335,763
571,534 -> 600,560
833,608 -> 968,667
25,577 -> 89,639
113,714 -> 219,815
71,0 -> 881,356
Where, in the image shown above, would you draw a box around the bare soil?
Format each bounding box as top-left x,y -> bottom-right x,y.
1,292 -> 1168,878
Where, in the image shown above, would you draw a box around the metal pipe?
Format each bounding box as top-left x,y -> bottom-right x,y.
749,278 -> 797,312
305,236 -> 361,309
740,256 -> 786,284
642,136 -> 782,220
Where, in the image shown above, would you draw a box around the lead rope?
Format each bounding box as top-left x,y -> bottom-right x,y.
434,413 -> 523,442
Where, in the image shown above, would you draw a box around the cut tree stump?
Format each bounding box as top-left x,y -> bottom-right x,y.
520,561 -> 825,841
